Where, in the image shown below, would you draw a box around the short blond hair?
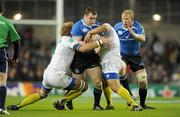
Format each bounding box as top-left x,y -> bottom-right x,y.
122,10 -> 134,20
60,21 -> 74,36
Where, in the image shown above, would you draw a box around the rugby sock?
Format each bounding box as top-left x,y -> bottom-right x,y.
120,75 -> 133,96
61,90 -> 83,103
103,86 -> 112,106
139,88 -> 147,106
65,90 -> 71,96
116,86 -> 137,105
0,86 -> 7,110
65,90 -> 72,106
18,93 -> 41,108
93,88 -> 102,106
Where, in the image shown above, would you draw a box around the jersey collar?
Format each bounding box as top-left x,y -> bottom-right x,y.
81,19 -> 98,28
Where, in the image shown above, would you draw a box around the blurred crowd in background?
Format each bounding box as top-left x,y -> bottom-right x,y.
7,26 -> 180,86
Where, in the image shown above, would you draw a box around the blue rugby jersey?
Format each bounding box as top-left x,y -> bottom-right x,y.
71,19 -> 100,40
114,21 -> 145,56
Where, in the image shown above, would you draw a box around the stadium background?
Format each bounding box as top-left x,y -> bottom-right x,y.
3,0 -> 180,98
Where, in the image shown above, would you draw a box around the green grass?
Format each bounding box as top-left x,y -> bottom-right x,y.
6,96 -> 180,117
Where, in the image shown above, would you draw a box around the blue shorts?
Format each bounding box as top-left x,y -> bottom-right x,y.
70,51 -> 100,74
0,48 -> 8,73
103,73 -> 119,80
122,55 -> 145,72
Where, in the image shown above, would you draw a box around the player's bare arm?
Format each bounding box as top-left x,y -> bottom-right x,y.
127,27 -> 145,42
78,37 -> 109,52
84,24 -> 110,43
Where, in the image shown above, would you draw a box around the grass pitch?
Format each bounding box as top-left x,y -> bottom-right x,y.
6,96 -> 180,117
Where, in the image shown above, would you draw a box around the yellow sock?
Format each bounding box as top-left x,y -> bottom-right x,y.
116,86 -> 137,105
19,93 -> 41,108
103,86 -> 113,106
63,90 -> 83,102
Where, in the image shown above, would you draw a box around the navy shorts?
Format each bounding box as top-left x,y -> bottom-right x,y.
0,48 -> 8,73
70,51 -> 100,74
122,55 -> 145,72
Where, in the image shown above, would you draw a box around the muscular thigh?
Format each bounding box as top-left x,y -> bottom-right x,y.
42,69 -> 73,89
86,66 -> 102,82
71,72 -> 85,80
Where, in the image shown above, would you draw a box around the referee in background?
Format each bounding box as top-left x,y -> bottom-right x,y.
0,3 -> 20,115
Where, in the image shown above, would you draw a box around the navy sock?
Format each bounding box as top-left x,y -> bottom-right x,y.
120,75 -> 133,96
139,88 -> 147,106
93,88 -> 102,106
0,86 -> 7,110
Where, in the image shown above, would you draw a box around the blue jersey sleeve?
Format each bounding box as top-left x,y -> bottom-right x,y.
135,22 -> 145,35
114,23 -> 119,31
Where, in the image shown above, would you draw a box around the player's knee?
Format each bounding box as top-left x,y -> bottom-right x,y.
108,82 -> 119,92
135,70 -> 147,81
111,86 -> 119,93
135,70 -> 148,89
0,73 -> 7,86
94,80 -> 102,90
139,81 -> 148,89
0,78 -> 6,86
0,82 -> 6,86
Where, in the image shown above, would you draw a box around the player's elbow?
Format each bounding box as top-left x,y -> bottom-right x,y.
102,24 -> 110,31
103,25 -> 109,31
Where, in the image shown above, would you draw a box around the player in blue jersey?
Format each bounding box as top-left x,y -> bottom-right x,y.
54,7 -> 113,110
114,10 -> 155,109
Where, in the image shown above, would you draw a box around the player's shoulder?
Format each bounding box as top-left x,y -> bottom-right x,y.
0,15 -> 7,21
74,19 -> 82,26
114,22 -> 123,29
0,16 -> 11,25
72,19 -> 83,29
133,21 -> 143,27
